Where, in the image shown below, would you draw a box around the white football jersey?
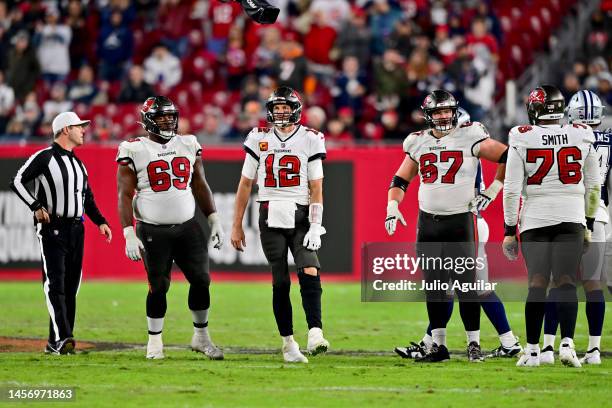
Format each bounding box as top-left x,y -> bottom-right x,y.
243,125 -> 326,205
504,123 -> 601,233
116,135 -> 202,225
403,121 -> 490,215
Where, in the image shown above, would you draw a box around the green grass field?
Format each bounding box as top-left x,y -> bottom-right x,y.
0,281 -> 610,407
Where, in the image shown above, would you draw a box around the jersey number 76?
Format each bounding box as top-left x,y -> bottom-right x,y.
526,147 -> 582,185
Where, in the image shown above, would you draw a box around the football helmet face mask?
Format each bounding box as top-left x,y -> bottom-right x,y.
266,86 -> 302,128
567,90 -> 604,126
526,85 -> 565,125
422,90 -> 459,133
140,96 -> 179,139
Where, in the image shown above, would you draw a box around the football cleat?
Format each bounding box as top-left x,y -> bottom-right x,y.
559,339 -> 582,368
55,337 -> 75,355
580,348 -> 601,365
394,341 -> 429,359
487,340 -> 522,358
146,336 -> 164,360
191,334 -> 224,360
306,327 -> 329,356
517,345 -> 540,367
414,343 -> 450,363
467,341 -> 485,362
539,345 -> 555,364
44,342 -> 60,355
282,340 -> 308,363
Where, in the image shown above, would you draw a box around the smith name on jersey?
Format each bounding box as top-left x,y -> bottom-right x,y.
242,125 -> 326,205
403,121 -> 490,215
116,135 -> 202,225
504,123 -> 601,232
593,128 -> 612,223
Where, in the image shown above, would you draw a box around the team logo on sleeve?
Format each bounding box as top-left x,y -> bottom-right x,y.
259,142 -> 268,151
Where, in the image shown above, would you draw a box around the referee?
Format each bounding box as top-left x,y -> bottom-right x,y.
9,111 -> 112,355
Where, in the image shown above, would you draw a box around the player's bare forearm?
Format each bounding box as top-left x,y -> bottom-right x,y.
388,156 -> 418,204
308,179 -> 323,205
117,165 -> 137,228
494,163 -> 506,183
233,176 -> 253,228
192,158 -> 217,216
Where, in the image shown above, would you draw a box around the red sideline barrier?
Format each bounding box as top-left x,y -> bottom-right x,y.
0,145 -> 502,281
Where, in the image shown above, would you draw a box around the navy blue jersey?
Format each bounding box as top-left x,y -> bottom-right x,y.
593,128 -> 612,205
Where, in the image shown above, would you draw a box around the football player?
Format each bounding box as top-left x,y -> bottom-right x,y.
503,85 -> 601,368
231,86 -> 329,363
394,109 -> 521,360
116,96 -> 225,360
386,90 -> 509,362
540,90 -> 609,365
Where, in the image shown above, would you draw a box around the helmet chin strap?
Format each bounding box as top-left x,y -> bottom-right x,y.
137,121 -> 176,140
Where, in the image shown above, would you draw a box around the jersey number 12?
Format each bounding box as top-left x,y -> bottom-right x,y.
264,154 -> 301,187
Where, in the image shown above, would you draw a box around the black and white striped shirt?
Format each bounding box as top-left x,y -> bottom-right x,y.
9,142 -> 107,225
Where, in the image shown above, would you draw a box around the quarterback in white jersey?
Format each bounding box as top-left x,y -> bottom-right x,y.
503,85 -> 601,368
116,96 -> 224,361
385,90 -> 509,363
231,86 -> 329,364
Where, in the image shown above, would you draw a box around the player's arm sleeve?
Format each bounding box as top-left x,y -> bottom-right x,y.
116,141 -> 137,173
9,149 -> 52,211
402,134 -> 418,163
241,154 -> 259,180
470,122 -> 491,157
243,129 -> 260,162
308,130 -> 327,162
503,144 -> 524,227
584,143 -> 602,219
307,131 -> 326,180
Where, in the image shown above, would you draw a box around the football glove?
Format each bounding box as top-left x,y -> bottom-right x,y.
469,180 -> 503,214
208,212 -> 224,250
385,200 -> 406,236
502,235 -> 519,261
303,223 -> 326,251
123,226 -> 144,261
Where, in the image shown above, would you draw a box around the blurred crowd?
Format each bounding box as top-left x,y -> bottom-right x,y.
0,0 -> 603,146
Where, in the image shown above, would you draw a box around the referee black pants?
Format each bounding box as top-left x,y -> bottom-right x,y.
416,211 -> 480,332
36,217 -> 84,344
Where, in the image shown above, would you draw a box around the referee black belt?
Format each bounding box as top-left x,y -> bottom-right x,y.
48,215 -> 84,225
419,210 -> 468,221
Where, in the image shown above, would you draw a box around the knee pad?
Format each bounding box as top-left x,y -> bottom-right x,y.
526,287 -> 547,303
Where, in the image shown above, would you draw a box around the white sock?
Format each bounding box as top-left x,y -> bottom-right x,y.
543,334 -> 555,350
282,335 -> 295,346
431,328 -> 447,347
466,330 -> 480,345
147,317 -> 164,334
526,343 -> 540,353
587,336 -> 601,351
499,331 -> 516,348
148,333 -> 162,343
191,309 -> 209,326
422,334 -> 433,347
